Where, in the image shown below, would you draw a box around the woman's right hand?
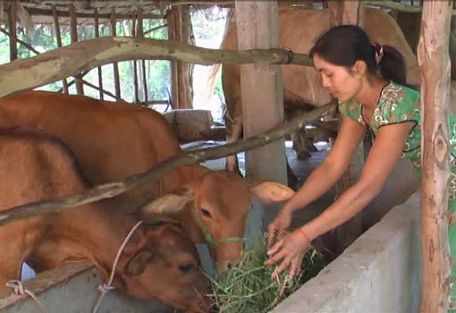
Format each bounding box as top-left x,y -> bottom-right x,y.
267,207 -> 293,248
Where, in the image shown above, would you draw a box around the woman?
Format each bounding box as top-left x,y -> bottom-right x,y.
265,25 -> 456,305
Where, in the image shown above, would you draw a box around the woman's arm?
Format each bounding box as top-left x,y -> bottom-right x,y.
266,121 -> 415,277
301,121 -> 415,241
283,117 -> 366,214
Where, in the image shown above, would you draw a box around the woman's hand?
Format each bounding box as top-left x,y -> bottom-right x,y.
265,228 -> 312,280
267,207 -> 293,248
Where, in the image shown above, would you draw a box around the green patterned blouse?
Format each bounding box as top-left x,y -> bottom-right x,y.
338,80 -> 456,202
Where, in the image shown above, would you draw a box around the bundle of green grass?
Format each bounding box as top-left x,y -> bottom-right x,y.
207,239 -> 327,313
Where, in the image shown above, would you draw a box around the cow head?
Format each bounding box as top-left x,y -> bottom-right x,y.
141,171 -> 295,272
109,223 -> 211,313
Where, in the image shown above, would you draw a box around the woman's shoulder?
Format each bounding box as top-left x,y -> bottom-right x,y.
381,81 -> 420,107
375,81 -> 420,126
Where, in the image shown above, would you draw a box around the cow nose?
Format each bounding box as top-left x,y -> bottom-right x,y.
226,262 -> 233,270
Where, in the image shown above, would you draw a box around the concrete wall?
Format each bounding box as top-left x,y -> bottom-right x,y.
271,193 -> 422,313
0,263 -> 173,313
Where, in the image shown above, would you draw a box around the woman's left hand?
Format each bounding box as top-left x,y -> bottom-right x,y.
265,228 -> 312,280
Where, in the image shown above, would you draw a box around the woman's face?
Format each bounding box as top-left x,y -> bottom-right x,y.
313,54 -> 363,103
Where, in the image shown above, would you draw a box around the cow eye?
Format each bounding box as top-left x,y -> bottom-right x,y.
200,208 -> 212,218
178,262 -> 196,274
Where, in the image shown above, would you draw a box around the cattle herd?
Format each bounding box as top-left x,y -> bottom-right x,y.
0,5 -> 453,313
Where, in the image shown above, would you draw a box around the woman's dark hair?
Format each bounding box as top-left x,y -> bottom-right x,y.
309,25 -> 407,85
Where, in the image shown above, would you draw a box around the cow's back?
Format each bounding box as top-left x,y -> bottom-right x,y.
222,7 -> 420,110
0,91 -> 190,212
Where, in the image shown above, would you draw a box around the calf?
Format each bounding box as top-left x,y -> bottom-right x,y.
0,128 -> 210,313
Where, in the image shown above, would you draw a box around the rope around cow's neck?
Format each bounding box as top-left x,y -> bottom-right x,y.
91,220 -> 144,313
191,206 -> 245,245
6,280 -> 48,313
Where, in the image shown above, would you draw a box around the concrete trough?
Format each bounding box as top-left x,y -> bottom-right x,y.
271,193 -> 422,313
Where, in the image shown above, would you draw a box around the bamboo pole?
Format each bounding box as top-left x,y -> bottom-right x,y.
94,8 -> 104,100
8,1 -> 17,61
0,102 -> 335,227
69,3 -> 83,95
0,37 -> 313,98
52,4 -> 68,94
418,1 -> 453,312
111,8 -> 121,99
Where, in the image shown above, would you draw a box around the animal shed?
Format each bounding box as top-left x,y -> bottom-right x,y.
0,0 -> 454,312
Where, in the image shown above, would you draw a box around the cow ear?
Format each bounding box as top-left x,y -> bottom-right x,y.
249,181 -> 295,204
140,189 -> 193,216
126,250 -> 155,276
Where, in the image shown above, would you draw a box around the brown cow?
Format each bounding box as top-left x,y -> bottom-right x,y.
0,127 -> 210,313
221,6 -> 421,172
0,91 -> 295,272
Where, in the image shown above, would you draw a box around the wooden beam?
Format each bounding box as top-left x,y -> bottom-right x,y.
235,0 -> 287,186
8,1 -> 17,62
0,37 -> 313,98
418,2 -> 453,312
53,4 -> 68,94
24,7 -> 165,21
111,8 -> 121,99
69,3 -> 83,95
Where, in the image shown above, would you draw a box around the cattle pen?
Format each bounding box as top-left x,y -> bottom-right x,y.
0,1 -> 454,313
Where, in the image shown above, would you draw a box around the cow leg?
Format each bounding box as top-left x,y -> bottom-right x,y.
291,129 -> 317,160
224,100 -> 243,176
286,161 -> 301,190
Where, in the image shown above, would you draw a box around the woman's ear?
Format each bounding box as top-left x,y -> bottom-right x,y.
352,60 -> 367,76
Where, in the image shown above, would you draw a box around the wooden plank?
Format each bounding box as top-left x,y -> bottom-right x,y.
8,1 -> 17,62
94,8 -> 103,100
52,4 -> 68,94
417,1 -> 453,312
234,0 -> 287,185
69,3 -> 83,95
111,7 -> 121,99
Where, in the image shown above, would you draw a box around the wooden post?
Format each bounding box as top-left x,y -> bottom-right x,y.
111,8 -> 121,100
8,1 -> 17,62
167,8 -> 179,109
179,4 -> 194,109
418,1 -> 453,312
167,5 -> 194,109
52,5 -> 68,94
326,0 -> 363,254
234,0 -> 286,184
69,3 -> 83,95
137,7 -> 148,104
94,8 -> 103,100
131,14 -> 140,103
